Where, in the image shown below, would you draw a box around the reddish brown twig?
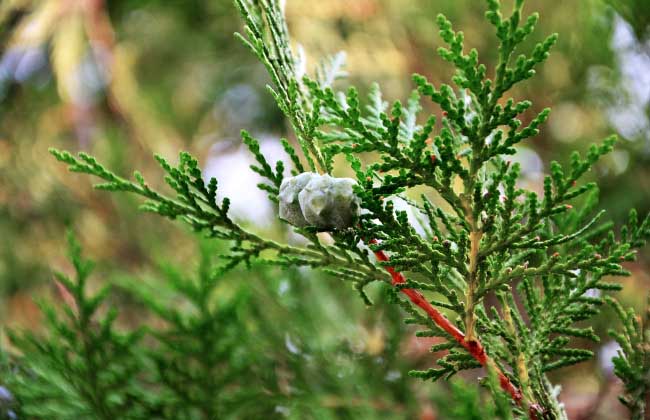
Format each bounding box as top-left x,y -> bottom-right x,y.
370,240 -> 523,404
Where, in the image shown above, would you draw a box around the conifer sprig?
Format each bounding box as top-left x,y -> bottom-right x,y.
607,295 -> 650,420
234,0 -> 327,172
4,233 -> 424,418
48,148 -> 387,286
5,232 -> 146,419
119,243 -> 286,418
47,0 -> 650,417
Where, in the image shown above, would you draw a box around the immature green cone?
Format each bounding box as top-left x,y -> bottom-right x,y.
298,174 -> 360,230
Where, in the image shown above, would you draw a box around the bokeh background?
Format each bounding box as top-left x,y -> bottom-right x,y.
1,0 -> 649,418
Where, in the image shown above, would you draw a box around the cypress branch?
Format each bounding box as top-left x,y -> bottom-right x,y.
42,0 -> 650,417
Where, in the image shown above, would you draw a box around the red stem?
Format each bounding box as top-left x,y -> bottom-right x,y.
370,240 -> 522,404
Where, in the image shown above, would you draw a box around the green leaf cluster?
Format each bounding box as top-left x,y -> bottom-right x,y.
607,294 -> 650,420
44,0 -> 650,417
5,233 -> 147,419
3,233 -> 439,419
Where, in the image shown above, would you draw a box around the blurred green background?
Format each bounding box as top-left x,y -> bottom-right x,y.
1,0 -> 649,418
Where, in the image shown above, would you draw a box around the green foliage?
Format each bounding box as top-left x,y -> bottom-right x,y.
121,243 -> 286,419
434,376 -> 512,420
5,232 -> 147,419
3,232 -> 438,419
4,234 -> 283,419
607,295 -> 650,420
43,0 -> 650,418
48,147 -> 386,291
234,0 -> 326,172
